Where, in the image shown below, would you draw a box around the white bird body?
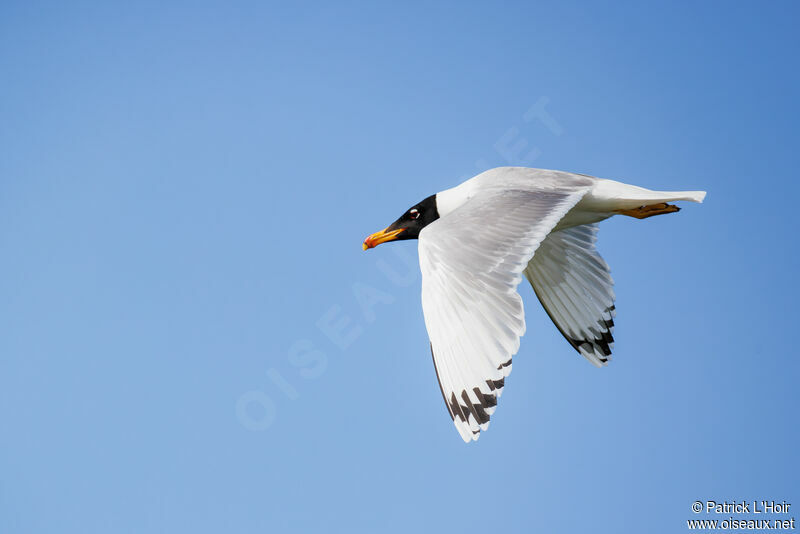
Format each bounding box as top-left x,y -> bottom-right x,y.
363,166 -> 706,442
437,167 -> 706,230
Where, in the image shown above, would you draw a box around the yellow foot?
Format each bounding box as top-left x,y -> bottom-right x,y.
616,202 -> 680,219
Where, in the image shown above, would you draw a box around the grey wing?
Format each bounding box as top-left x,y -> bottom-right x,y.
524,223 -> 616,367
419,179 -> 595,442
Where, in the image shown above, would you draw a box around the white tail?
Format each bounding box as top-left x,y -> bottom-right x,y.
583,179 -> 706,212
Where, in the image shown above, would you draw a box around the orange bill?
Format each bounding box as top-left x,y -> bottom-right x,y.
362,227 -> 405,250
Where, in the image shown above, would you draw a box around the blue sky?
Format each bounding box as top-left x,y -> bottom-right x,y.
1,2 -> 798,533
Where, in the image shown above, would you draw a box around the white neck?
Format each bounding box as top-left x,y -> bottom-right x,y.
435,181 -> 477,218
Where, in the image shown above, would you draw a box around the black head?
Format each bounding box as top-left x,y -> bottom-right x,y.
363,194 -> 440,249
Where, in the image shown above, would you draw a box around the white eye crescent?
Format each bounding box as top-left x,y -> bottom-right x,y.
409,208 -> 420,220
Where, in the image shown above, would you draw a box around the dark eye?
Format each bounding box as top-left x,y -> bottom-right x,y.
409,208 -> 420,220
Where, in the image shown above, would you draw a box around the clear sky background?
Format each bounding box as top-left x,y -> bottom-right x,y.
2,2 -> 798,533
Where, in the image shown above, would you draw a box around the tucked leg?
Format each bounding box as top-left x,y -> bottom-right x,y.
615,202 -> 680,219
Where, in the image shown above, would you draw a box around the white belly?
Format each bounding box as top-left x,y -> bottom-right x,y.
554,178 -> 706,231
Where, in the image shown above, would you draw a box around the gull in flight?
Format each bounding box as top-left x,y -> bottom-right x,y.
363,167 -> 706,442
